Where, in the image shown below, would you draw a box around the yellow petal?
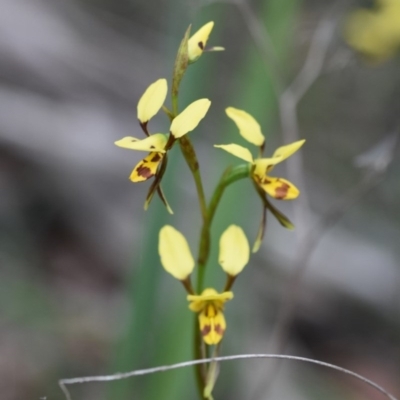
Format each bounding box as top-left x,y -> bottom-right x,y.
225,107 -> 265,146
253,157 -> 282,179
344,5 -> 400,63
114,134 -> 167,153
219,225 -> 250,276
257,176 -> 300,200
170,99 -> 211,138
214,144 -> 254,163
188,289 -> 233,306
199,307 -> 226,345
272,139 -> 305,162
188,21 -> 214,62
129,152 -> 164,182
137,79 -> 168,123
159,225 -> 195,280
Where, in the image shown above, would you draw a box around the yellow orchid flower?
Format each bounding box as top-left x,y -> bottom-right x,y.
344,0 -> 400,63
115,80 -> 211,183
159,224 -> 249,344
215,107 -> 305,200
187,289 -> 233,345
188,21 -> 225,63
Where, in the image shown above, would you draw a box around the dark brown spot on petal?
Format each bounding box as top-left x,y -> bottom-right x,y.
137,165 -> 153,179
275,182 -> 290,199
201,325 -> 211,337
263,177 -> 272,184
150,145 -> 155,149
214,324 -> 224,335
151,153 -> 161,162
198,41 -> 204,50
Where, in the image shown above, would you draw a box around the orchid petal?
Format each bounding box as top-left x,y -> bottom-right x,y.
226,107 -> 265,146
170,99 -> 211,138
219,225 -> 250,276
272,139 -> 305,162
214,144 -> 254,163
257,176 -> 300,200
114,134 -> 167,153
159,225 -> 195,280
137,79 -> 168,123
188,21 -> 214,62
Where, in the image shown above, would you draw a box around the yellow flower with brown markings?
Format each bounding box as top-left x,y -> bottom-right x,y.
188,21 -> 224,63
344,0 -> 400,64
215,107 -> 305,201
158,224 -> 250,344
115,78 -> 211,183
188,289 -> 233,345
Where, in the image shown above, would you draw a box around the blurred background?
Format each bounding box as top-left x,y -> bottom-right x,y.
1,0 -> 399,399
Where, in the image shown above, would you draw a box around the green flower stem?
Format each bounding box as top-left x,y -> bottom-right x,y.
179,137 -> 208,221
192,163 -> 250,399
193,316 -> 206,398
196,163 -> 251,293
172,94 -> 179,117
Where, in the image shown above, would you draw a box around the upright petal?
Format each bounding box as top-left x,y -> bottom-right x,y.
257,176 -> 300,200
137,79 -> 168,123
159,225 -> 195,280
188,21 -> 214,62
226,107 -> 265,146
129,152 -> 164,182
114,134 -> 168,152
219,225 -> 250,276
272,140 -> 305,162
214,144 -> 254,163
170,99 -> 211,138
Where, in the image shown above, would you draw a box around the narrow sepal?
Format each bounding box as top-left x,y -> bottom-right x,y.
144,155 -> 168,210
265,198 -> 295,230
204,348 -> 220,399
252,204 -> 267,253
157,185 -> 173,214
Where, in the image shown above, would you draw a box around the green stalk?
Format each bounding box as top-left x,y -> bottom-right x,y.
196,164 -> 251,293
179,137 -> 208,221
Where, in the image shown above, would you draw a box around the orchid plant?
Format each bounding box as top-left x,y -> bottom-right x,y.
114,21 -> 305,399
